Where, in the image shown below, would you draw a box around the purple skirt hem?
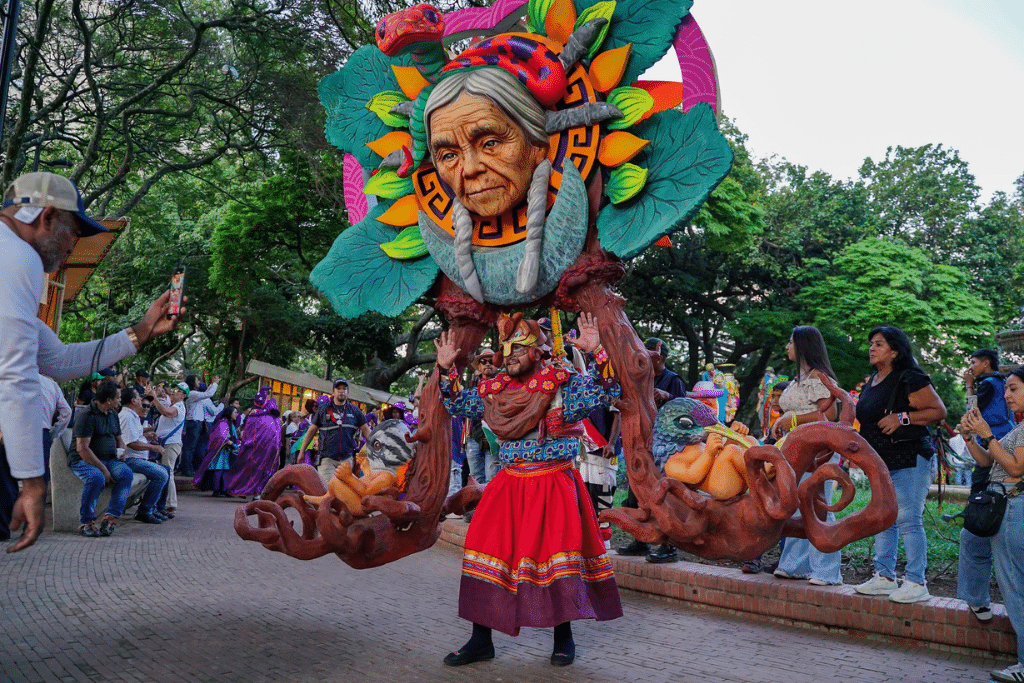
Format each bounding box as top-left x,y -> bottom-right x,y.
457,574 -> 623,637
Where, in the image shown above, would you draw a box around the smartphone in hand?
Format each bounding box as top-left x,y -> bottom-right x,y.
168,266 -> 186,318
966,395 -> 977,411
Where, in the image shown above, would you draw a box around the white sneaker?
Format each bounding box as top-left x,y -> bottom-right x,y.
889,579 -> 930,603
970,604 -> 993,621
854,572 -> 897,595
991,662 -> 1024,683
808,577 -> 842,586
773,568 -> 807,580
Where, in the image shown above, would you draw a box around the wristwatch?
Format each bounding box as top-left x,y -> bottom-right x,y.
898,412 -> 911,426
979,435 -> 994,447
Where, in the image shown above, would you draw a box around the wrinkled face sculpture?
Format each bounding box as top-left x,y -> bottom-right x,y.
428,93 -> 548,217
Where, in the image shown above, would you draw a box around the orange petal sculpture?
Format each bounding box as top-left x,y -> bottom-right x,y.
598,131 -> 651,167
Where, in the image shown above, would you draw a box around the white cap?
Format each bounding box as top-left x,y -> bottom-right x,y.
3,172 -> 108,237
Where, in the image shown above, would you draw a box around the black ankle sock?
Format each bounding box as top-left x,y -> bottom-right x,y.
460,623 -> 493,653
553,622 -> 574,655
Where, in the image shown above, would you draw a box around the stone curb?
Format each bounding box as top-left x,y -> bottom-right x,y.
439,518 -> 1015,656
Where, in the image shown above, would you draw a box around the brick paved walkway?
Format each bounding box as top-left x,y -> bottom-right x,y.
1,490 -> 1011,683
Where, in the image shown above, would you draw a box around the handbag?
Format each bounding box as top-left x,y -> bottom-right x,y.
962,483 -> 1007,537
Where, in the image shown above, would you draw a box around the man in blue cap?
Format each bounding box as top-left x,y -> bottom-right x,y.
0,172 -> 185,552
298,378 -> 370,484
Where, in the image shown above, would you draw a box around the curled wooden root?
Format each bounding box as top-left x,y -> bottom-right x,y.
441,484 -> 485,517
233,308 -> 489,569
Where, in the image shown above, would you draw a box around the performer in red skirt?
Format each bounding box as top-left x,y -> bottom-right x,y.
435,312 -> 623,667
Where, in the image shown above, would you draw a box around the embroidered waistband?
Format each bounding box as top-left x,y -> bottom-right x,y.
505,460 -> 573,477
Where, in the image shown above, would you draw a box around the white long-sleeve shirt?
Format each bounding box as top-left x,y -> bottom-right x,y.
39,375 -> 72,435
201,397 -> 219,423
184,382 -> 218,420
0,223 -> 136,479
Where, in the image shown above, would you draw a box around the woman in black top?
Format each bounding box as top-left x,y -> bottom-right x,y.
853,326 -> 946,604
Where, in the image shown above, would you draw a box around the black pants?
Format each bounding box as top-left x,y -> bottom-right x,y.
0,440 -> 16,541
0,429 -> 47,541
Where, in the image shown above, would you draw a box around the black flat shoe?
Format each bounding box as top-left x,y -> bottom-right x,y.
134,511 -> 163,524
442,645 -> 495,666
616,539 -> 649,556
646,543 -> 678,563
550,651 -> 575,666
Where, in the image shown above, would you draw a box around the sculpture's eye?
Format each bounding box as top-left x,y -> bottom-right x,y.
377,20 -> 386,39
674,415 -> 695,430
423,8 -> 438,23
372,440 -> 383,451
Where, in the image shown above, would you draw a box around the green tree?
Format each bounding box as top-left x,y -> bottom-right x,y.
858,144 -> 980,261
958,189 -> 1024,330
798,237 -> 992,375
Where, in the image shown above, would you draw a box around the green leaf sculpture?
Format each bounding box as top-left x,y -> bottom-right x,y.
573,1 -> 616,58
607,86 -> 654,129
366,91 -> 410,128
364,169 -> 413,199
381,225 -> 428,260
310,202 -> 439,318
527,0 -> 555,33
606,163 -> 647,204
574,0 -> 693,85
597,104 -> 733,259
319,46 -> 416,169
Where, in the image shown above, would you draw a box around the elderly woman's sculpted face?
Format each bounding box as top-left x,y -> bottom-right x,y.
429,93 -> 548,217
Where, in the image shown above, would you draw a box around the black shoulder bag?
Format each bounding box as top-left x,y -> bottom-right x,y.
961,483 -> 1008,537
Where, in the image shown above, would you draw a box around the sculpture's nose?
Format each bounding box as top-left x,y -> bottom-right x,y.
462,148 -> 486,178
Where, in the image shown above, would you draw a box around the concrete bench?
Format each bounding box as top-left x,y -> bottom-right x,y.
49,430 -> 148,532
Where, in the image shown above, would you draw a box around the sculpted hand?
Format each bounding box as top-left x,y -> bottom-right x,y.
433,330 -> 461,371
575,312 -> 600,353
647,340 -> 663,365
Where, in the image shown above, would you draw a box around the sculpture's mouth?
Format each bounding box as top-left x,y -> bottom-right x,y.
467,185 -> 500,195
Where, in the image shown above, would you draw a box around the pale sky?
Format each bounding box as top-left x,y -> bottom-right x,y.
645,0 -> 1024,200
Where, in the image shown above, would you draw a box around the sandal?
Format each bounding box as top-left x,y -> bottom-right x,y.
99,515 -> 118,537
78,522 -> 100,538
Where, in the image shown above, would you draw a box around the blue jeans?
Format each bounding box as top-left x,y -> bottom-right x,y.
124,458 -> 169,514
872,454 -> 933,585
992,490 -> 1024,663
179,420 -> 202,475
956,527 -> 992,608
776,455 -> 842,583
465,440 -> 498,485
70,459 -> 134,524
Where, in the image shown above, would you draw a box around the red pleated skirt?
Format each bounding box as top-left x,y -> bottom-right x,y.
458,459 -> 623,636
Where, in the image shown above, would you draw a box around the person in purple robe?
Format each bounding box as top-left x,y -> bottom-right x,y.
225,387 -> 282,498
193,405 -> 241,496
